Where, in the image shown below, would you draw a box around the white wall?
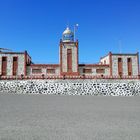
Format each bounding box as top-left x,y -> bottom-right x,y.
112,55 -> 139,76
100,55 -> 110,64
61,43 -> 78,72
79,66 -> 110,76
0,53 -> 25,76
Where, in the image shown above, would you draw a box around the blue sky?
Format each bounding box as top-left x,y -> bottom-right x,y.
0,0 -> 140,64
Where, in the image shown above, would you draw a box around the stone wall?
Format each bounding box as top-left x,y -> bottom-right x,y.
0,53 -> 25,76
78,66 -> 110,76
0,79 -> 140,96
27,66 -> 60,76
61,43 -> 78,72
112,55 -> 139,76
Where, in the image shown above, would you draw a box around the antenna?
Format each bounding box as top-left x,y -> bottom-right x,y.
67,20 -> 69,28
74,24 -> 79,41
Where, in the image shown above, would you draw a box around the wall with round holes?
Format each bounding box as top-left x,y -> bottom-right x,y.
0,79 -> 140,96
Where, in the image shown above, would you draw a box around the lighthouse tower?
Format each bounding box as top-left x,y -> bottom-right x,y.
60,27 -> 79,76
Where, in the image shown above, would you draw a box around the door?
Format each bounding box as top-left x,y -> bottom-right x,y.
67,49 -> 72,72
13,57 -> 18,76
2,57 -> 7,76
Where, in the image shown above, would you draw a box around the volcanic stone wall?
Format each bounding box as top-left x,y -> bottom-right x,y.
0,79 -> 140,96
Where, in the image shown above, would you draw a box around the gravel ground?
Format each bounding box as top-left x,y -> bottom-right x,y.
0,93 -> 140,140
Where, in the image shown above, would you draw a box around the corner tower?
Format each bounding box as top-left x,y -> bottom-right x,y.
60,27 -> 79,76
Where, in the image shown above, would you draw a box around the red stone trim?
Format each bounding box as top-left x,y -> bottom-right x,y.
137,52 -> 140,75
67,49 -> 72,72
24,51 -> 27,76
76,40 -> 79,75
79,64 -> 109,67
60,72 -> 79,76
109,52 -> 112,76
112,53 -> 138,56
1,75 -> 140,80
61,41 -> 77,45
118,57 -> 123,76
12,56 -> 18,76
127,58 -> 132,76
31,64 -> 59,67
0,52 -> 25,54
1,56 -> 7,76
60,41 -> 63,74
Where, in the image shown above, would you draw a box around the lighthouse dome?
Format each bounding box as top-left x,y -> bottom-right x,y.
62,27 -> 74,42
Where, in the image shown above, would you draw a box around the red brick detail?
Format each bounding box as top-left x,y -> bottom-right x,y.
111,53 -> 138,56
24,51 -> 27,76
127,58 -> 132,76
67,49 -> 72,72
31,64 -> 59,67
60,72 -> 79,76
137,52 -> 140,75
76,40 -> 79,75
118,58 -> 123,76
109,52 -> 112,76
1,57 -> 7,76
60,41 -> 63,74
47,68 -> 55,74
32,68 -> 42,74
96,69 -> 105,74
79,64 -> 109,67
0,52 -> 25,54
61,42 -> 77,45
83,68 -> 92,73
13,57 -> 18,76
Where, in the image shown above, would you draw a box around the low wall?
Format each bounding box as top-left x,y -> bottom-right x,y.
0,79 -> 140,96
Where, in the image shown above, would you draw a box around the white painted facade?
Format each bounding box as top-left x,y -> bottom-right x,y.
0,53 -> 25,76
0,27 -> 139,78
100,55 -> 110,64
61,43 -> 78,73
111,54 -> 139,76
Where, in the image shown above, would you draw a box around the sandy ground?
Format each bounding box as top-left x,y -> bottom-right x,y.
0,94 -> 140,140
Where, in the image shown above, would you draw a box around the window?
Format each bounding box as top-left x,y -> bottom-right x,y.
47,69 -> 55,74
118,58 -> 123,76
2,57 -> 7,76
13,57 -> 17,61
13,57 -> 18,76
32,69 -> 42,73
67,49 -> 72,72
96,69 -> 105,74
83,68 -> 92,73
127,58 -> 131,62
127,58 -> 132,76
118,58 -> 122,62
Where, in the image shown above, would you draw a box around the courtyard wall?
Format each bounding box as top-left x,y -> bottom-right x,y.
0,79 -> 140,96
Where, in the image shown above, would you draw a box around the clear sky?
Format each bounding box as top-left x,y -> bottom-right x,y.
0,0 -> 140,64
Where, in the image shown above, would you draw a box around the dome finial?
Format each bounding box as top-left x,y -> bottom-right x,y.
66,20 -> 70,29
